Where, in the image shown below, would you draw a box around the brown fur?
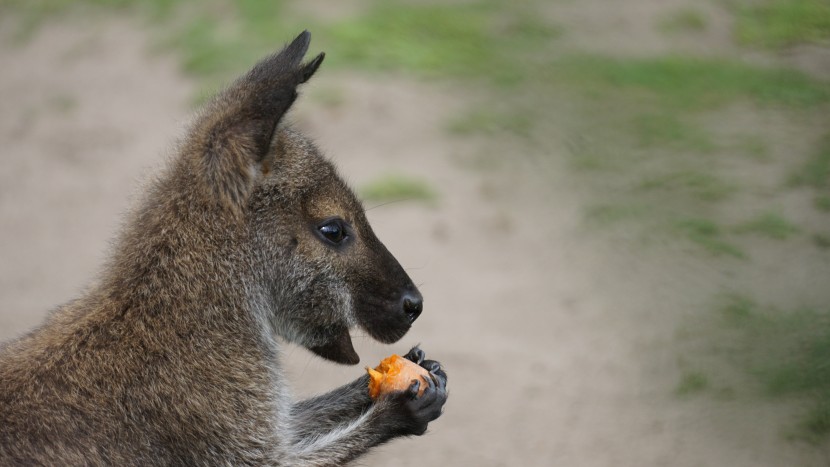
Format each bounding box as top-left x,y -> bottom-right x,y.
0,32 -> 447,466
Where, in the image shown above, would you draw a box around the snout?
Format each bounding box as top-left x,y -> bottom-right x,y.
353,282 -> 424,344
401,290 -> 423,324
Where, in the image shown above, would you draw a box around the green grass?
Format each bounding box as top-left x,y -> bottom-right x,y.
322,1 -> 560,87
161,1 -> 295,81
735,212 -> 800,239
735,0 -> 830,48
555,54 -> 828,246
584,203 -> 650,225
5,0 -> 293,82
359,174 -> 437,205
814,233 -> 830,248
3,0 -> 178,41
554,55 -> 830,111
733,134 -> 771,160
447,108 -> 534,138
760,317 -> 830,443
567,149 -> 618,172
676,219 -> 745,257
791,134 -> 830,189
660,8 -> 708,34
720,293 -> 757,323
713,294 -> 830,442
630,114 -> 716,152
563,135 -> 632,172
799,402 -> 830,442
6,0 -> 562,94
638,170 -> 735,202
761,331 -> 830,397
675,370 -> 710,396
815,195 -> 830,212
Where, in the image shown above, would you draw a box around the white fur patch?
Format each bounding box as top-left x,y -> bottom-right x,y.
294,406 -> 374,456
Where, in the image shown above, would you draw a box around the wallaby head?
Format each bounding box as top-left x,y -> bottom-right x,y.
174,31 -> 422,365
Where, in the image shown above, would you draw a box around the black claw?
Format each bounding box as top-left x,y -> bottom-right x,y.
408,379 -> 421,398
405,345 -> 425,364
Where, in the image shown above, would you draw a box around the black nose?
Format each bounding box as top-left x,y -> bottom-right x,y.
402,292 -> 423,324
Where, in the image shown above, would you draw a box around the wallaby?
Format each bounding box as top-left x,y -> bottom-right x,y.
0,31 -> 448,466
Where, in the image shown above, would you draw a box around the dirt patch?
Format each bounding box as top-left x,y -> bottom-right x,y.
0,15 -> 192,334
0,15 -> 827,467
543,0 -> 736,58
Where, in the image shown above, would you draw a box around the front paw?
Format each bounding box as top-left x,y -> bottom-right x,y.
385,351 -> 448,436
403,346 -> 448,396
403,345 -> 426,365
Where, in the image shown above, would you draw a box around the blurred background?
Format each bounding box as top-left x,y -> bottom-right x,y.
1,0 -> 829,465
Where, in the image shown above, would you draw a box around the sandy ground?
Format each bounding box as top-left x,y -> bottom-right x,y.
1,15 -> 828,467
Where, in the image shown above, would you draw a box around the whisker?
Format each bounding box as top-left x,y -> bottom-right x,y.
362,199 -> 412,212
405,258 -> 431,271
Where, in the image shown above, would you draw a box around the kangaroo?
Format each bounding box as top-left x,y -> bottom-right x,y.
0,31 -> 448,466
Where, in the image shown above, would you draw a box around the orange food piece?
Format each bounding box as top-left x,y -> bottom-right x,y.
366,354 -> 430,400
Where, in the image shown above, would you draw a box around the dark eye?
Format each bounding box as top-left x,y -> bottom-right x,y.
317,219 -> 348,245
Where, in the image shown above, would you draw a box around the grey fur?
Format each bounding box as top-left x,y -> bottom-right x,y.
0,31 -> 448,466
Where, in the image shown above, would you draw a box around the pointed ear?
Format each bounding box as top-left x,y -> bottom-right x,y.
189,31 -> 325,211
236,30 -> 325,157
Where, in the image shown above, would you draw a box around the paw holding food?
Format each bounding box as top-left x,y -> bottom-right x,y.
366,354 -> 430,400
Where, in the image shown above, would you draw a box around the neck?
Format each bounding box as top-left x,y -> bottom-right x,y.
97,168 -> 254,326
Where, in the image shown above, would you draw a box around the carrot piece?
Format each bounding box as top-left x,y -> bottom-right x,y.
366,354 -> 430,399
